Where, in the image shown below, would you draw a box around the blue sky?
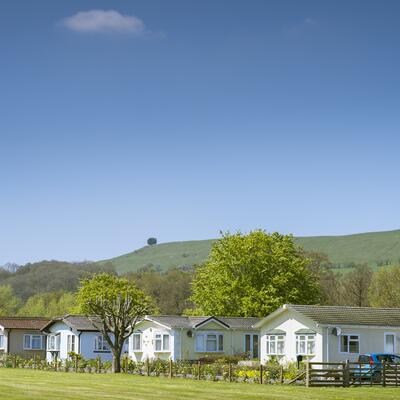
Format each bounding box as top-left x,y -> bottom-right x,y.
1,0 -> 400,265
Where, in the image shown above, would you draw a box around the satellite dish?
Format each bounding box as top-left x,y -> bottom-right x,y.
331,327 -> 342,336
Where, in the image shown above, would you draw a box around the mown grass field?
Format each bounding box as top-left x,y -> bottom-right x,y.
98,230 -> 400,273
2,369 -> 400,400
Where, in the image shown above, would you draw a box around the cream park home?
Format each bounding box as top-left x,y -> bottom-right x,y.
0,317 -> 49,359
129,315 -> 261,361
255,304 -> 400,364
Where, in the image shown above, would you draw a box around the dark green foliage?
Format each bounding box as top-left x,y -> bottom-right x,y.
0,260 -> 115,301
124,267 -> 193,315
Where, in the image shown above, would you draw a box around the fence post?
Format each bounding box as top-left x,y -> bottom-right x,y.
280,365 -> 284,384
97,356 -> 101,373
259,364 -> 263,385
33,355 -> 37,370
305,362 -> 310,387
54,353 -> 58,372
169,359 -> 173,379
146,358 -> 150,376
197,361 -> 201,380
13,355 -> 17,368
396,363 -> 398,387
343,360 -> 350,388
382,361 -> 386,387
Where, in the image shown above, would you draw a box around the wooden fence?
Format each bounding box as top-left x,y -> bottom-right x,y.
306,361 -> 400,387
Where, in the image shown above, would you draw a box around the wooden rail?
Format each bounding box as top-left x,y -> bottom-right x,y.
306,361 -> 400,388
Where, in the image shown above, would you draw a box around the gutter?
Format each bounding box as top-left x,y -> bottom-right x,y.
77,331 -> 82,354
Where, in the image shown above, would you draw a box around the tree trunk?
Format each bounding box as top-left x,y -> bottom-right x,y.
112,346 -> 123,373
112,354 -> 121,373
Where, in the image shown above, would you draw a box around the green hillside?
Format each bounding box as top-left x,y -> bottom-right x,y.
99,230 -> 400,274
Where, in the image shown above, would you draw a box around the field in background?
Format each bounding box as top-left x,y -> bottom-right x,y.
1,369 -> 400,400
98,230 -> 400,274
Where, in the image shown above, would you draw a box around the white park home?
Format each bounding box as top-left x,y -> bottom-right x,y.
42,315 -> 128,362
255,304 -> 400,364
129,315 -> 260,361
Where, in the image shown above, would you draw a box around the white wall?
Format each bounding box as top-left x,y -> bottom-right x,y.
46,322 -> 129,362
259,310 -> 323,364
129,320 -> 174,361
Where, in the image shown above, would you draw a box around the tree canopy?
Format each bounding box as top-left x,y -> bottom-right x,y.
77,273 -> 155,372
189,230 -> 320,317
369,266 -> 400,308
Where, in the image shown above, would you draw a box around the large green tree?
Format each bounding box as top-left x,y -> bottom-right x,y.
77,273 -> 154,373
369,266 -> 400,308
189,230 -> 320,317
0,285 -> 21,315
17,291 -> 76,317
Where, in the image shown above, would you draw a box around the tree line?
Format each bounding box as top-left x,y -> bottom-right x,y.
1,230 -> 400,318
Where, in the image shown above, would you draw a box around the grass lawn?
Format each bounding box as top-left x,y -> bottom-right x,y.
1,369 -> 400,400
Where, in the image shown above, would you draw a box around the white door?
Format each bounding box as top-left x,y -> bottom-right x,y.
385,333 -> 395,353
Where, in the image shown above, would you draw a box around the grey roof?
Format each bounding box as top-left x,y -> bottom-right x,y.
145,315 -> 260,330
42,315 -> 102,332
288,304 -> 400,327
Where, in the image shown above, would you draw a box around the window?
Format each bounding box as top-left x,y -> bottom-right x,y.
155,333 -> 170,352
48,334 -> 60,351
296,335 -> 315,355
0,334 -> 4,349
94,335 -> 111,352
385,333 -> 395,353
131,333 -> 142,351
23,334 -> 45,350
195,333 -> 224,352
245,334 -> 259,359
266,335 -> 285,355
340,334 -> 359,354
67,334 -> 76,353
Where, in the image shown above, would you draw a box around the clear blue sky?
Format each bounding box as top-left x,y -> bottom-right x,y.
1,0 -> 400,265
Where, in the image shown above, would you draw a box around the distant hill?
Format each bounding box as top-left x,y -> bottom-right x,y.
98,230 -> 400,274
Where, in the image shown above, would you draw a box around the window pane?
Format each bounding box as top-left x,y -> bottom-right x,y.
308,340 -> 315,355
32,336 -> 42,349
196,334 -> 204,352
163,334 -> 169,351
133,334 -> 141,350
24,335 -> 31,349
206,335 -> 217,352
245,335 -> 251,353
253,335 -> 259,359
270,341 -> 276,354
299,341 -> 306,354
0,335 -> 4,348
349,339 -> 359,353
155,334 -> 161,351
218,335 -> 223,351
386,334 -> 395,353
340,335 -> 348,352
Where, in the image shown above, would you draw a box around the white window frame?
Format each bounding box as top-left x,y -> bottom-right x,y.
195,332 -> 224,353
295,334 -> 316,355
67,334 -> 76,353
47,334 -> 60,351
154,333 -> 170,352
131,333 -> 142,351
23,334 -> 45,350
244,333 -> 259,358
384,332 -> 396,354
266,334 -> 285,355
339,333 -> 360,354
0,334 -> 4,349
94,335 -> 111,352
